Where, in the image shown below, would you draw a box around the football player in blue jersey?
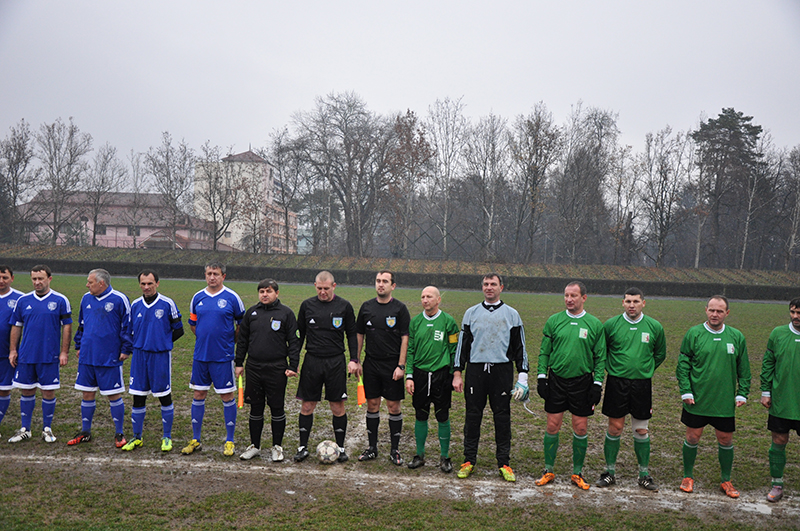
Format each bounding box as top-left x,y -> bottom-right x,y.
68,269 -> 133,448
0,265 -> 24,437
8,265 -> 72,443
122,269 -> 184,452
182,263 -> 245,457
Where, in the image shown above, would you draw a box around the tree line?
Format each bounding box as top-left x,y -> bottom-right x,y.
2,94 -> 799,270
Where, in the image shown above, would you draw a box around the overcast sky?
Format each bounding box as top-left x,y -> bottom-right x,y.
1,1 -> 798,159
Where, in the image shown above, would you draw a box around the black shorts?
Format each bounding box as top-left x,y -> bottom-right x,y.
768,414 -> 800,436
363,356 -> 405,401
411,366 -> 453,416
545,371 -> 595,417
602,374 -> 652,420
244,361 -> 287,411
296,354 -> 348,403
681,409 -> 735,433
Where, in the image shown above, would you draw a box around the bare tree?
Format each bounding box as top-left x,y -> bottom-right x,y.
145,132 -> 194,249
385,110 -> 433,257
264,128 -> 305,254
84,143 -> 127,246
0,119 -> 40,243
606,145 -> 639,265
35,117 -> 93,245
638,127 -> 694,266
121,150 -> 150,248
737,134 -> 778,269
781,146 -> 800,270
424,97 -> 468,259
237,166 -> 270,254
194,142 -> 245,251
293,91 -> 395,257
507,103 -> 562,262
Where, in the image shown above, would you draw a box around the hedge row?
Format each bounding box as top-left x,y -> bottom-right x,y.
2,256 -> 796,301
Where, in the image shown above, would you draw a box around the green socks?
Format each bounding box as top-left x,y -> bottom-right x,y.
543,432 -> 559,471
603,432 -> 621,474
682,440 -> 698,478
718,444 -> 734,482
634,436 -> 651,477
572,433 -> 588,475
770,443 -> 786,485
438,420 -> 451,458
414,420 -> 428,456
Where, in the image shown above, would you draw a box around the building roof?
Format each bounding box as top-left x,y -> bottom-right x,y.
221,150 -> 268,163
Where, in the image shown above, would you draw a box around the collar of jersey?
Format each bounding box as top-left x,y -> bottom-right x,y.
703,322 -> 725,334
482,301 -> 504,311
566,309 -> 585,319
423,309 -> 441,321
790,323 -> 800,335
623,313 -> 644,325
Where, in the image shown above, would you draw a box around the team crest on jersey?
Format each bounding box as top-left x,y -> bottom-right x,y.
332,317 -> 343,329
579,328 -> 588,339
271,320 -> 281,331
155,309 -> 165,319
434,330 -> 444,341
104,302 -> 114,312
7,299 -> 16,309
727,343 -> 735,354
386,317 -> 396,328
641,333 -> 650,343
47,301 -> 57,311
217,299 -> 228,309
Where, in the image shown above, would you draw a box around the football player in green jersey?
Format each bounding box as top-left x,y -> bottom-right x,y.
597,288 -> 666,491
676,295 -> 750,498
760,297 -> 800,503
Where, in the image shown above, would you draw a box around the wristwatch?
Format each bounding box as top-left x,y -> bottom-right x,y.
397,364 -> 405,371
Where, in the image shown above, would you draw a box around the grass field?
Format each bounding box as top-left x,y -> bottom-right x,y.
1,272 -> 798,530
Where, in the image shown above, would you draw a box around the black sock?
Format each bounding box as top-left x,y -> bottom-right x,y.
333,414 -> 347,448
299,413 -> 313,448
271,413 -> 285,447
366,411 -> 380,449
389,413 -> 403,452
249,414 -> 264,448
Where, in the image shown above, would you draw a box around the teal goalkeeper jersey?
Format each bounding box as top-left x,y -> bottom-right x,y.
604,313 -> 666,380
760,323 -> 800,421
538,310 -> 606,379
406,310 -> 460,375
677,323 -> 750,418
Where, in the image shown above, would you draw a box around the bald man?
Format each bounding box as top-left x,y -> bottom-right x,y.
405,286 -> 460,472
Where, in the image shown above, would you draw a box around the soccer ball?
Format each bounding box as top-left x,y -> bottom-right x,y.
316,440 -> 340,464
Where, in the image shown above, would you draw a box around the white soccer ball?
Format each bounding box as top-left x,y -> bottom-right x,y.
316,440 -> 340,464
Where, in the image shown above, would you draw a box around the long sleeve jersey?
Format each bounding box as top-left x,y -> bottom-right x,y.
235,299 -> 301,372
538,310 -> 606,381
454,301 -> 528,373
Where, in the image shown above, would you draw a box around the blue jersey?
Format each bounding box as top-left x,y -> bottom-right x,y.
10,289 -> 72,364
74,285 -> 132,367
0,288 -> 24,359
189,286 -> 244,363
131,294 -> 183,352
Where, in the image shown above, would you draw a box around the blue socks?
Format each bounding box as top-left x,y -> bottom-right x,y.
223,399 -> 237,442
191,399 -> 205,441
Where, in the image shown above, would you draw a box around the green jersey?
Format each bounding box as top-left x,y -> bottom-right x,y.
677,323 -> 750,418
538,310 -> 606,380
760,323 -> 800,421
406,310 -> 459,375
604,313 -> 667,380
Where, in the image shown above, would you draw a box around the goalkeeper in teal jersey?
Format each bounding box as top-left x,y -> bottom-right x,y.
405,286 -> 460,473
760,297 -> 800,503
676,295 -> 750,499
596,287 -> 666,492
535,281 -> 606,491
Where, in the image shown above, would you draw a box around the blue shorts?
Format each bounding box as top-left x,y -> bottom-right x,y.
129,349 -> 172,397
75,364 -> 126,395
0,358 -> 14,390
13,362 -> 61,391
190,359 -> 236,394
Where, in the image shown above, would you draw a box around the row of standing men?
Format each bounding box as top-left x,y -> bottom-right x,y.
0,264 -> 797,503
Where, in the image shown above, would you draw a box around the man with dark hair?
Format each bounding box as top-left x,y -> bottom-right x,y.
68,268 -> 132,448
597,287 -> 666,491
294,271 -> 358,463
236,278 -> 300,462
183,262 -> 245,457
0,265 -> 23,436
353,270 -> 411,465
453,273 -> 528,482
8,265 -> 71,443
535,280 -> 606,490
677,295 -> 750,498
759,297 -> 800,503
122,269 -> 184,452
405,286 -> 460,472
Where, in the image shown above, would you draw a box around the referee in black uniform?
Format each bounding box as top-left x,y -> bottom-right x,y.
235,278 -> 300,462
353,270 -> 411,466
294,271 -> 358,463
